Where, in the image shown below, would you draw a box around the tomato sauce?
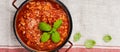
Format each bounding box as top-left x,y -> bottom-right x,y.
16,0 -> 69,51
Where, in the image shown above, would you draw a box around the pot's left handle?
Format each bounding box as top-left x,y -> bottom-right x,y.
12,0 -> 18,9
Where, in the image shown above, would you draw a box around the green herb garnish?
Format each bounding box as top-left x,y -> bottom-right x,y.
84,40 -> 96,48
73,33 -> 81,42
51,31 -> 60,43
103,34 -> 112,43
41,32 -> 50,42
39,19 -> 62,43
39,22 -> 51,31
51,19 -> 62,43
53,19 -> 62,29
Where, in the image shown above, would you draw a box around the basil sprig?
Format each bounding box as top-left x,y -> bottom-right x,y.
39,19 -> 62,43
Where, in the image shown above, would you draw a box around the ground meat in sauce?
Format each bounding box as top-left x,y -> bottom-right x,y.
16,0 -> 69,51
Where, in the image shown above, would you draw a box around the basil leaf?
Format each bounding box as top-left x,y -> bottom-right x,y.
39,22 -> 51,31
41,32 -> 50,42
53,19 -> 62,29
73,33 -> 81,42
103,34 -> 112,42
51,31 -> 60,43
84,40 -> 96,48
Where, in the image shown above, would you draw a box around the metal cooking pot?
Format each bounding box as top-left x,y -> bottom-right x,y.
12,0 -> 73,52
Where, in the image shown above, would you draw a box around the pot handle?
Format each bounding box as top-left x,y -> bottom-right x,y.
65,41 -> 73,52
12,0 -> 18,9
57,41 -> 73,52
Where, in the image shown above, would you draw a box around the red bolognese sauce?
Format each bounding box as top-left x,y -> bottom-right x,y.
16,0 -> 69,51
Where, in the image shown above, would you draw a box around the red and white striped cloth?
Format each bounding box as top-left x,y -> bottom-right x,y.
0,48 -> 120,52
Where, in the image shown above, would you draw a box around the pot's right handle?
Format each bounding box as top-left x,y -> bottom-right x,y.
65,41 -> 73,52
57,41 -> 73,52
12,0 -> 18,9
